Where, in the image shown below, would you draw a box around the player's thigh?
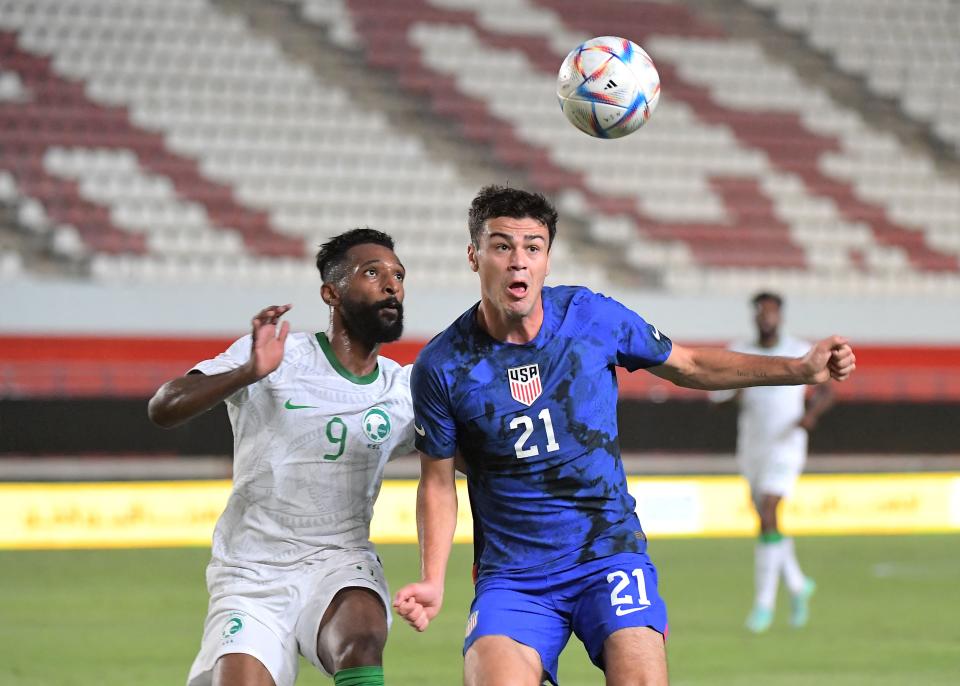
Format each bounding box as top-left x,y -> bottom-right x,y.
570,552 -> 668,671
757,453 -> 803,509
602,627 -> 667,686
212,653 -> 276,686
742,451 -> 801,512
465,582 -> 569,686
295,550 -> 390,676
188,607 -> 298,686
464,635 -> 543,686
315,587 -> 388,672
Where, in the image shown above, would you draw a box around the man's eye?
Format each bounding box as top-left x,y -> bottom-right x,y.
366,269 -> 377,276
396,273 -> 405,281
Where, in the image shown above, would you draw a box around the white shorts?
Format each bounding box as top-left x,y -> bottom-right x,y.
738,442 -> 806,506
186,548 -> 390,686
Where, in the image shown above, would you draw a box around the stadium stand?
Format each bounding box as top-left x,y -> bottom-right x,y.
298,0 -> 960,296
747,0 -> 960,151
0,0 -> 957,293
0,0 -> 605,289
1,0 -> 959,404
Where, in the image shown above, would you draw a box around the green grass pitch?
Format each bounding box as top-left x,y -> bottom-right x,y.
1,535 -> 956,685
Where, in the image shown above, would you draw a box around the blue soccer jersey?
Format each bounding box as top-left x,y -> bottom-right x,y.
412,286 -> 672,577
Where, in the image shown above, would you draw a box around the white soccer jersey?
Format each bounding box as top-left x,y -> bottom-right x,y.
192,331 -> 415,572
729,335 -> 811,462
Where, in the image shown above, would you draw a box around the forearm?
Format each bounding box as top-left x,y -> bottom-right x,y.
417,468 -> 458,588
662,347 -> 806,391
147,366 -> 257,428
804,385 -> 835,422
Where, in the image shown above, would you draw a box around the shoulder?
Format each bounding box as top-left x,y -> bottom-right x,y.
378,355 -> 412,385
545,284 -> 613,312
548,285 -> 621,324
413,337 -> 455,392
417,305 -> 477,369
377,359 -> 414,407
224,333 -> 252,355
544,284 -> 591,306
281,331 -> 319,365
570,287 -> 650,328
416,332 -> 453,374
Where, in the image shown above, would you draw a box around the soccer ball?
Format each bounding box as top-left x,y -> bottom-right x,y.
557,36 -> 661,139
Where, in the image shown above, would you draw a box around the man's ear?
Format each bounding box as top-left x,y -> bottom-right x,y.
321,282 -> 339,307
467,243 -> 479,273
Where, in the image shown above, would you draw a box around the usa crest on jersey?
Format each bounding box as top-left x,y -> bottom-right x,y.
508,364 -> 542,406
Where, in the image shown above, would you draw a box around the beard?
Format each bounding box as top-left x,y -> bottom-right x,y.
340,295 -> 404,347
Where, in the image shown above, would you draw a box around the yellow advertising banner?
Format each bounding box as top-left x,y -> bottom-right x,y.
0,481 -> 230,549
630,474 -> 960,538
1,474 -> 958,549
370,480 -> 474,543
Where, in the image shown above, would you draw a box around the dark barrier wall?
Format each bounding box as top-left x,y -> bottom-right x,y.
0,399 -> 231,455
1,399 -> 957,455
616,401 -> 960,454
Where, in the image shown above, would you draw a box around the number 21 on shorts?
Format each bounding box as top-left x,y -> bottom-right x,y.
607,568 -> 651,615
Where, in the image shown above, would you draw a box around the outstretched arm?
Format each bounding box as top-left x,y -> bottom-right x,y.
393,454 -> 458,632
147,304 -> 291,428
650,335 -> 856,390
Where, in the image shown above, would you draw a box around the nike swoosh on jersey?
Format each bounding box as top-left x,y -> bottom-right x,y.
615,605 -> 651,616
651,325 -> 661,340
414,423 -> 426,437
284,399 -> 317,410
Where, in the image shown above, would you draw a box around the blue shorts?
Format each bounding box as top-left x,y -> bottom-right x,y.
463,551 -> 668,685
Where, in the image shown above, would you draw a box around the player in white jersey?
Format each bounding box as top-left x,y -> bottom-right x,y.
148,229 -> 415,686
711,292 -> 835,634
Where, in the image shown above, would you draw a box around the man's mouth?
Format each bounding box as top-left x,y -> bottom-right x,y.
377,299 -> 402,317
507,280 -> 528,298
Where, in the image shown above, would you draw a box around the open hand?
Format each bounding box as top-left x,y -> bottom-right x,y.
247,304 -> 292,381
393,580 -> 443,632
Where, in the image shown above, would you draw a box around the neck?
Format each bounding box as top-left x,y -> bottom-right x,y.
325,326 -> 380,376
758,332 -> 779,348
477,298 -> 544,344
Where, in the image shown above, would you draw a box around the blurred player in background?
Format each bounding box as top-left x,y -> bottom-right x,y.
148,229 -> 414,686
710,292 -> 835,634
393,186 -> 856,686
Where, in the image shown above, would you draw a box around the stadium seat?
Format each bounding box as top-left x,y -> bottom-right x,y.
1,0 -> 957,297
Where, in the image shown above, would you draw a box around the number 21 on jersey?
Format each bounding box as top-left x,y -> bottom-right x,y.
509,408 -> 560,459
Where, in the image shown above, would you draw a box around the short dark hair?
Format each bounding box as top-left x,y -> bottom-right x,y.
316,228 -> 395,282
752,291 -> 783,308
468,185 -> 558,248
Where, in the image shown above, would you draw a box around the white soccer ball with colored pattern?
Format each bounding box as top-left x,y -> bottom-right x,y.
557,36 -> 661,139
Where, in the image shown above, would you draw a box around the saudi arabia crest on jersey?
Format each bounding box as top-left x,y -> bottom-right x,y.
507,364 -> 542,406
362,407 -> 392,443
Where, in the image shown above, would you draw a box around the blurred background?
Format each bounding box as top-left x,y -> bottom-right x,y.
0,0 -> 958,684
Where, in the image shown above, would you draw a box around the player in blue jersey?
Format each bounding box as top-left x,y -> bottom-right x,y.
393,185 -> 856,686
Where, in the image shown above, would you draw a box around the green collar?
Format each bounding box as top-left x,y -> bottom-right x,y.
315,332 -> 380,385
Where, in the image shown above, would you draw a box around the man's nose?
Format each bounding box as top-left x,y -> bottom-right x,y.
509,250 -> 527,269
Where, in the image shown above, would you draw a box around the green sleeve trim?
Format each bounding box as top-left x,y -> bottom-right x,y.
759,531 -> 785,544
